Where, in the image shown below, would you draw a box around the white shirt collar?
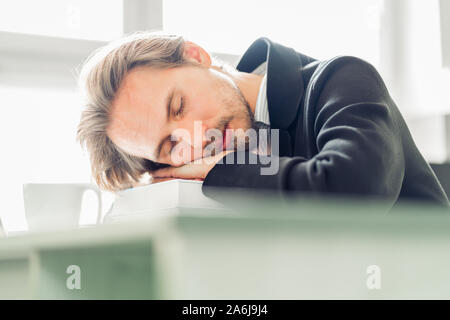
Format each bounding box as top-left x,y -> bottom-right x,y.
251,61 -> 270,126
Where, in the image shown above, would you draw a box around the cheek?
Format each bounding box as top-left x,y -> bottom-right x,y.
189,95 -> 220,120
187,79 -> 230,121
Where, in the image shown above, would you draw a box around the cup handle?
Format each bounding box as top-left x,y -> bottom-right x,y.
82,185 -> 103,224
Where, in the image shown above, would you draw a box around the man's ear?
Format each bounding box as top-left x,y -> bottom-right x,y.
183,41 -> 212,67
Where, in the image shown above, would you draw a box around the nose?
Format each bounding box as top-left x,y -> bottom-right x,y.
170,122 -> 211,149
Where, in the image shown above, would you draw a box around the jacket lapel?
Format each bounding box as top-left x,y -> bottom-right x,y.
236,37 -> 307,156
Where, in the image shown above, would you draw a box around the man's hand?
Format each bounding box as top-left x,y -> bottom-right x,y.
152,150 -> 234,180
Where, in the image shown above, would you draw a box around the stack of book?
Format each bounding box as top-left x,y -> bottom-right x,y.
103,179 -> 228,223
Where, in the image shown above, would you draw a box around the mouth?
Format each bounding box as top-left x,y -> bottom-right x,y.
204,119 -> 233,155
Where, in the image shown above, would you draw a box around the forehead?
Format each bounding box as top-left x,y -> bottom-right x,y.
107,66 -> 172,159
115,66 -> 169,104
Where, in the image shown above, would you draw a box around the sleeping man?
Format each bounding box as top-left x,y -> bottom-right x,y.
76,32 -> 449,208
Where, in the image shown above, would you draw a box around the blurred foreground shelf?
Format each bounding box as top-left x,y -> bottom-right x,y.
1,196 -> 450,299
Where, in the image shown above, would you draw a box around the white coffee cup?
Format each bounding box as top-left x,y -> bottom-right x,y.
23,183 -> 102,232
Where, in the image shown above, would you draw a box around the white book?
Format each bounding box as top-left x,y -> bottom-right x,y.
103,179 -> 227,223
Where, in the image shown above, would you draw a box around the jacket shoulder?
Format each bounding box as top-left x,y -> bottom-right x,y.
313,55 -> 385,88
306,55 -> 390,107
303,55 -> 395,149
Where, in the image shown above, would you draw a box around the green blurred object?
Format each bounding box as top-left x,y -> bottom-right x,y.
36,243 -> 158,299
0,192 -> 450,299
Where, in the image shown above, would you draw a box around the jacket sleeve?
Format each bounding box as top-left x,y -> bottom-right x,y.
202,57 -> 405,205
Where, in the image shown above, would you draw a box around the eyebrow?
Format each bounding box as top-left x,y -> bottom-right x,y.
155,88 -> 175,160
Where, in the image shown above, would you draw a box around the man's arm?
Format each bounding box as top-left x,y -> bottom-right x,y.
202,57 -> 405,205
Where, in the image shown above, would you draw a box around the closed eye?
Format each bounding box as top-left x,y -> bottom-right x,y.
174,96 -> 185,118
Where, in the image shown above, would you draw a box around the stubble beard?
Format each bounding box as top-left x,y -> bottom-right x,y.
209,83 -> 256,155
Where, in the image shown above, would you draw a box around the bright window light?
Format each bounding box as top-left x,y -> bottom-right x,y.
163,0 -> 383,67
0,0 -> 124,41
0,85 -> 92,232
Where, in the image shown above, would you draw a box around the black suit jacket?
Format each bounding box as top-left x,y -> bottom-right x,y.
202,37 -> 449,208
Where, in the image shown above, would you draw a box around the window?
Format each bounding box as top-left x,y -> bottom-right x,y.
0,0 -> 124,41
0,86 -> 92,231
163,0 -> 384,67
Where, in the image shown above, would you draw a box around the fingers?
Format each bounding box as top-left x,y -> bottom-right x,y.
152,152 -> 232,180
153,165 -> 202,180
152,166 -> 188,179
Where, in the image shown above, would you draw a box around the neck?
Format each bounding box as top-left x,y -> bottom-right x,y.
212,65 -> 263,115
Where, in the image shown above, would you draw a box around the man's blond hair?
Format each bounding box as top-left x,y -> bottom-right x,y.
76,31 -> 228,192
